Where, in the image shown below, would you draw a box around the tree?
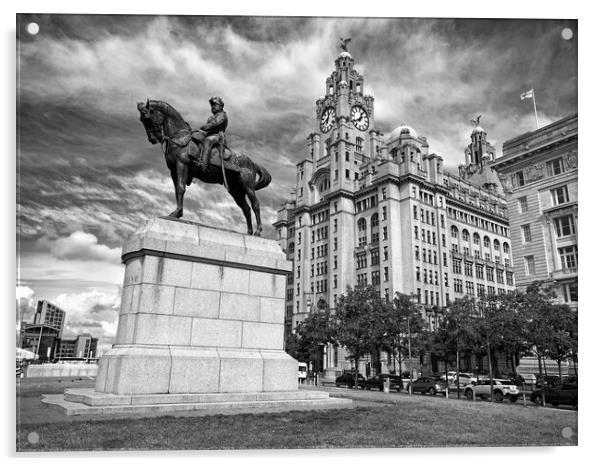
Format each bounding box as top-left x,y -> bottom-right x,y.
285,307 -> 334,372
382,292 -> 427,384
435,297 -> 478,398
545,303 -> 577,379
332,286 -> 386,389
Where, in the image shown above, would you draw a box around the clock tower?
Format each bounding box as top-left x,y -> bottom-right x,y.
306,47 -> 376,196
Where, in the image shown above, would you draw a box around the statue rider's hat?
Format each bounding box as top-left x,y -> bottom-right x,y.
209,96 -> 224,108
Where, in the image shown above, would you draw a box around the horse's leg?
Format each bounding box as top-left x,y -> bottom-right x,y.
243,184 -> 262,236
230,185 -> 253,235
168,161 -> 188,218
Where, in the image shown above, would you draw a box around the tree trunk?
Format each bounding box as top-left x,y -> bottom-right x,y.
557,359 -> 562,381
456,348 -> 460,399
487,342 -> 494,402
536,350 -> 546,406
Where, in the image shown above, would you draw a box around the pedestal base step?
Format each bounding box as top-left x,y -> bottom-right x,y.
42,388 -> 352,416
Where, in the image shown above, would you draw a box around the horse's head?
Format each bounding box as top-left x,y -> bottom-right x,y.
137,99 -> 164,145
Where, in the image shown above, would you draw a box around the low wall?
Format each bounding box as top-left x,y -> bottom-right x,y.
25,363 -> 98,378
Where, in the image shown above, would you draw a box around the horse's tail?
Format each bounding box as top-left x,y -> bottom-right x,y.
254,162 -> 272,191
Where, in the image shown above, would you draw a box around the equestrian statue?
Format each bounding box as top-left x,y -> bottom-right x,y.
137,98 -> 271,235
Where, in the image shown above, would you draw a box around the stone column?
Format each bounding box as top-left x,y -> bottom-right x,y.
95,217 -> 296,395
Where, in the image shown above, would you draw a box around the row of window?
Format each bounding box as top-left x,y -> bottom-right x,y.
311,210 -> 329,225
512,157 -> 570,189
310,261 -> 328,277
416,268 -> 440,286
447,207 -> 508,235
451,226 -> 510,252
521,214 -> 576,244
415,246 -> 441,266
523,245 -> 577,276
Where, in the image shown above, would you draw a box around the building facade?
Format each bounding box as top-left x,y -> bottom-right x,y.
491,114 -> 578,309
274,48 -> 515,376
33,299 -> 66,338
56,334 -> 98,359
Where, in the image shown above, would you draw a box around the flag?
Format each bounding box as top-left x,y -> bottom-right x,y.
521,89 -> 534,100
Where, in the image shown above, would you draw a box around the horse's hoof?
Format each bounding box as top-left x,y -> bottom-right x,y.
168,210 -> 183,219
253,230 -> 262,237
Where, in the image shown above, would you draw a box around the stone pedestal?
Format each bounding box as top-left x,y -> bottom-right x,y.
96,217 -> 296,395
44,218 -> 350,415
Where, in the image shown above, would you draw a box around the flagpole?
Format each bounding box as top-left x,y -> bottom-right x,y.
532,90 -> 540,129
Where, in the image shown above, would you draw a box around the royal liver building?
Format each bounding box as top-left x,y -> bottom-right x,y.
274,46 -> 516,376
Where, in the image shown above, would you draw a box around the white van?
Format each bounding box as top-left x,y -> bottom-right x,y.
298,363 -> 308,383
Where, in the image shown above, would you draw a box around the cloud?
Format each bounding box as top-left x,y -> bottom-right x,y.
54,289 -> 121,340
16,286 -> 37,326
37,231 -> 122,263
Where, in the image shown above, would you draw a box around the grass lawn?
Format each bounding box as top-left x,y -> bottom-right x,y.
17,385 -> 577,451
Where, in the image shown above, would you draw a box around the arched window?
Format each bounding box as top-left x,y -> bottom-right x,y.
451,226 -> 459,238
370,213 -> 379,229
483,236 -> 491,248
462,229 -> 470,242
503,242 -> 510,254
358,218 -> 366,232
493,239 -> 500,251
473,233 -> 480,245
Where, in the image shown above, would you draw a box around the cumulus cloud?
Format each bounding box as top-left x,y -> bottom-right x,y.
54,289 -> 121,340
16,286 -> 37,327
37,231 -> 122,263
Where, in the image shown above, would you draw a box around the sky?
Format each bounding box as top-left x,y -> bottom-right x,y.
15,13 -> 578,354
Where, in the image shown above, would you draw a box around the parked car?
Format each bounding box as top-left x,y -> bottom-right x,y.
298,363 -> 308,382
364,374 -> 403,392
535,375 -> 561,388
505,373 -> 526,387
464,379 -> 520,402
335,372 -> 366,389
530,383 -> 577,408
407,376 -> 448,396
440,372 -> 476,386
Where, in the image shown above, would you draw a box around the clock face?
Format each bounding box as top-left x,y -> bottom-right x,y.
320,107 -> 336,133
351,105 -> 369,131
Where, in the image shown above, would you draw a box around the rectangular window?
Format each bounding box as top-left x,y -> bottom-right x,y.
383,246 -> 388,261
416,267 -> 421,281
384,267 -> 389,282
464,262 -> 473,277
506,271 -> 513,286
444,273 -> 449,287
547,158 -> 564,176
345,169 -> 350,179
552,185 -> 569,205
554,215 -> 575,237
466,282 -> 474,295
558,245 -> 578,270
518,196 -> 528,213
496,269 -> 504,284
514,170 -> 525,187
524,256 -> 536,276
522,224 -> 532,243
441,234 -> 446,247
486,267 -> 494,281
452,259 -> 462,274
416,288 -> 421,303
564,283 -> 578,302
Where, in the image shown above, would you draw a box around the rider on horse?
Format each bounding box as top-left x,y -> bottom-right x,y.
193,96 -> 228,172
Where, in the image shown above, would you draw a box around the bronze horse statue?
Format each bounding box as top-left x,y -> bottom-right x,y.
137,100 -> 271,235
